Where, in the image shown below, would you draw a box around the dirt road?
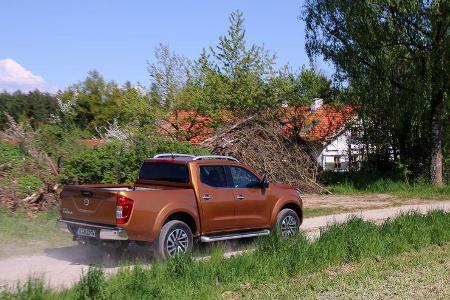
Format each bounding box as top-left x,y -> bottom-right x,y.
0,201 -> 449,291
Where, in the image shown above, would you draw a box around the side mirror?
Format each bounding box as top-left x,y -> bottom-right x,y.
261,175 -> 270,188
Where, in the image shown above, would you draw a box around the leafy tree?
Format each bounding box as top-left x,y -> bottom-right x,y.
147,43 -> 190,108
267,66 -> 335,107
56,70 -> 161,134
209,10 -> 276,112
266,66 -> 338,142
304,0 -> 449,185
0,90 -> 57,129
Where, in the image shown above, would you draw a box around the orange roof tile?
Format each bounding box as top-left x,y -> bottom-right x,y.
158,111 -> 215,144
280,104 -> 356,142
158,104 -> 356,145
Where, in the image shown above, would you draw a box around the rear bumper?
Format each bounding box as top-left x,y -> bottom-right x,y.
57,219 -> 128,240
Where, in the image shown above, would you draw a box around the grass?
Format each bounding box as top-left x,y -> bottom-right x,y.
303,207 -> 354,218
323,170 -> 450,199
16,175 -> 44,198
237,243 -> 450,299
327,180 -> 450,199
0,209 -> 72,258
3,210 -> 449,299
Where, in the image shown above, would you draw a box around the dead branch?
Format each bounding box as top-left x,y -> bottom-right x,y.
200,116 -> 328,193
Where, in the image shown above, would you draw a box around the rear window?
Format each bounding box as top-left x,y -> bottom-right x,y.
138,162 -> 189,183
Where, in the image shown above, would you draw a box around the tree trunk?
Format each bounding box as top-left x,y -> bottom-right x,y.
430,89 -> 444,186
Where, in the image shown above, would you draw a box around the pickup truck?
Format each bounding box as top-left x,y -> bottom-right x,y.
58,154 -> 303,259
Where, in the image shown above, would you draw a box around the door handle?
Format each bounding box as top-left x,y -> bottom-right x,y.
236,195 -> 245,200
202,195 -> 212,200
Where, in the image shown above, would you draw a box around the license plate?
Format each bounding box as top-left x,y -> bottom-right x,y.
76,227 -> 97,238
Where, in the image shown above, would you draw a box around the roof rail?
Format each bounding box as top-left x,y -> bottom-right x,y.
193,155 -> 239,162
153,153 -> 196,159
152,153 -> 239,162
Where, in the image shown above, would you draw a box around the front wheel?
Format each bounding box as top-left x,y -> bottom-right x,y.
155,220 -> 193,260
275,208 -> 300,238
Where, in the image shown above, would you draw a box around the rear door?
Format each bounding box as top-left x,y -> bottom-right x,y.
228,166 -> 270,229
196,165 -> 236,233
60,187 -> 117,225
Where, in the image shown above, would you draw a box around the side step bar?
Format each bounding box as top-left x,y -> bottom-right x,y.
200,229 -> 271,243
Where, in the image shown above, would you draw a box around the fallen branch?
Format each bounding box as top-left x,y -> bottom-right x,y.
201,117 -> 325,193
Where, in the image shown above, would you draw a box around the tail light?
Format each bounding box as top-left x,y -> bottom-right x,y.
116,195 -> 134,224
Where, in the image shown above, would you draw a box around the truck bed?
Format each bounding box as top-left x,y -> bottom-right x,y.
60,184 -> 191,226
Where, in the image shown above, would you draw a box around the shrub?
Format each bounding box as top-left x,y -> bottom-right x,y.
59,137 -> 208,184
75,267 -> 106,300
17,175 -> 43,197
0,142 -> 24,167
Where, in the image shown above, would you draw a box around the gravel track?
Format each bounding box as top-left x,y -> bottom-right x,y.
0,201 -> 448,291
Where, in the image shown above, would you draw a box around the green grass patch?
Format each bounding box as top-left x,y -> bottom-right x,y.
303,207 -> 352,218
323,171 -> 450,199
0,142 -> 24,167
3,210 -> 449,299
327,179 -> 450,199
0,209 -> 72,257
16,175 -> 43,197
237,243 -> 450,299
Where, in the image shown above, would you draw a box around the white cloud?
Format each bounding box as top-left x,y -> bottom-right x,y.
0,58 -> 57,93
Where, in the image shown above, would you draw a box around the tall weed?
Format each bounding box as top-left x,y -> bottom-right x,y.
3,210 -> 449,300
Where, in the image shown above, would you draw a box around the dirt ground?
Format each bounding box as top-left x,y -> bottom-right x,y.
0,200 -> 449,291
302,193 -> 445,212
2,194 -> 441,258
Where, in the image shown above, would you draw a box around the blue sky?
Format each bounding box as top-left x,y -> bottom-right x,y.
0,0 -> 329,92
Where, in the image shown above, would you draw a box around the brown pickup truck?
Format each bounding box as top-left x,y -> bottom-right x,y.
58,154 -> 303,259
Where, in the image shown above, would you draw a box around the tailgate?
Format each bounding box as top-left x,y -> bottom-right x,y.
60,186 -> 118,225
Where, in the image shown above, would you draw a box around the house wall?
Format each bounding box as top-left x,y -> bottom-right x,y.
316,130 -> 364,171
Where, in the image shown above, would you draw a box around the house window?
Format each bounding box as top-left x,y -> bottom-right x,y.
349,155 -> 359,170
350,126 -> 362,144
334,156 -> 341,171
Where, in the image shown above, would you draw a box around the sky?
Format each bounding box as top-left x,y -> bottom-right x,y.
0,0 -> 330,93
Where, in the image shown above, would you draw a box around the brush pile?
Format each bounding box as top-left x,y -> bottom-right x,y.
201,116 -> 327,193
0,113 -> 60,214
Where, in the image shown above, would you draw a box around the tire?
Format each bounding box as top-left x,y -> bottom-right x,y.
154,220 -> 193,260
275,208 -> 300,238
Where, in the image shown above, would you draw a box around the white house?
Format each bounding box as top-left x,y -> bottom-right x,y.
281,98 -> 364,172
310,100 -> 364,171
314,126 -> 365,171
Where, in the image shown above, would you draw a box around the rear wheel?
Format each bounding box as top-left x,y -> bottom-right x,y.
155,220 -> 193,260
275,208 -> 300,238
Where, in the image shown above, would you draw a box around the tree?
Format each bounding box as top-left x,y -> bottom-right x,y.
147,43 -> 190,108
267,66 -> 335,107
266,66 -> 338,142
0,90 -> 57,129
304,0 -> 449,185
57,70 -> 161,134
209,10 -> 276,112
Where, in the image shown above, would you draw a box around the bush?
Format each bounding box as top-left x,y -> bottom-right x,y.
75,267 -> 106,300
59,137 -> 208,184
17,175 -> 43,197
0,142 -> 24,167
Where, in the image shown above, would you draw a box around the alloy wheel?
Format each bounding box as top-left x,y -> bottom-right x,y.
166,228 -> 189,256
280,215 -> 297,237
